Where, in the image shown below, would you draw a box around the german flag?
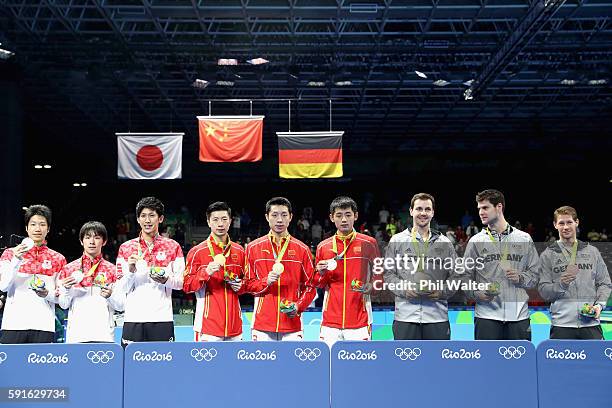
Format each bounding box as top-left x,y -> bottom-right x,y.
277,131 -> 344,179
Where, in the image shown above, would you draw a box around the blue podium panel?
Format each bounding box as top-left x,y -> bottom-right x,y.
124,341 -> 330,408
537,340 -> 612,408
331,341 -> 538,408
0,344 -> 123,408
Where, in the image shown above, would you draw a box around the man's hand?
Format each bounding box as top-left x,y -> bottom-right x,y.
151,275 -> 168,284
427,290 -> 441,301
35,288 -> 49,298
315,261 -> 328,275
228,280 -> 242,292
267,270 -> 281,285
100,285 -> 113,298
62,276 -> 77,289
504,268 -> 521,284
12,243 -> 29,260
475,290 -> 495,302
405,289 -> 420,299
560,271 -> 577,287
206,262 -> 221,276
127,254 -> 139,273
593,304 -> 603,319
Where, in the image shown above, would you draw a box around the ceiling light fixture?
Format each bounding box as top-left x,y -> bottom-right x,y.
247,58 -> 269,65
34,165 -> 43,169
560,79 -> 577,85
217,58 -> 238,66
307,81 -> 326,87
587,79 -> 608,86
415,70 -> 427,79
192,79 -> 209,89
216,80 -> 235,86
334,80 -> 352,86
433,79 -> 450,87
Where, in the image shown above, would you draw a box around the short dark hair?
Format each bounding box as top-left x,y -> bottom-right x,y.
410,193 -> 435,211
329,196 -> 358,214
476,189 -> 505,211
79,221 -> 108,242
206,201 -> 232,220
24,205 -> 52,226
136,197 -> 164,217
265,197 -> 292,215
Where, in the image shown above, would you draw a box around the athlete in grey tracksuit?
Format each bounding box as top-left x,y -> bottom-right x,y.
538,240 -> 611,339
462,225 -> 540,340
384,229 -> 458,339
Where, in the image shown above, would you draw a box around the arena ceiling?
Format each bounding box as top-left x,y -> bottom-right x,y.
1,0 -> 611,157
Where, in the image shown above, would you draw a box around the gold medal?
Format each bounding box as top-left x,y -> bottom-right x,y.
213,254 -> 226,266
272,262 -> 284,274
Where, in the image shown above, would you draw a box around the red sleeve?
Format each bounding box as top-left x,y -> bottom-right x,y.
183,246 -> 208,293
296,246 -> 316,313
1,249 -> 14,262
241,244 -> 270,295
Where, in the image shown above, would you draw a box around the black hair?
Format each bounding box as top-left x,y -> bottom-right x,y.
206,201 -> 232,220
329,196 -> 358,214
476,189 -> 505,211
265,197 -> 292,215
79,221 -> 108,242
24,205 -> 52,227
136,197 -> 165,217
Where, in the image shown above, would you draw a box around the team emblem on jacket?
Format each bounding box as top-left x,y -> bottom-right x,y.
41,260 -> 52,270
288,249 -> 296,256
354,246 -> 361,254
156,252 -> 167,261
231,254 -> 238,261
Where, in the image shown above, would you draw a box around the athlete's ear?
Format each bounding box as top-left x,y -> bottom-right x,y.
354,212 -> 359,221
158,215 -> 164,224
329,214 -> 334,223
574,219 -> 579,227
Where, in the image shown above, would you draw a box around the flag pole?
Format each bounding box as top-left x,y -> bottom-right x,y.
250,100 -> 253,117
208,100 -> 212,116
329,99 -> 332,131
288,100 -> 291,132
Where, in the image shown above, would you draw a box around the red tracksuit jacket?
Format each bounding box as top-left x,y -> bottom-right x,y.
313,232 -> 381,329
243,233 -> 316,333
183,236 -> 246,338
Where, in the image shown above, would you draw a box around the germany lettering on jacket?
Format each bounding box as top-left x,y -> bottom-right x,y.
482,253 -> 524,263
552,263 -> 594,274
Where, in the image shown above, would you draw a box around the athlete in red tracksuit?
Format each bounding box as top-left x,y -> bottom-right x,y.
243,197 -> 316,341
313,196 -> 381,346
183,202 -> 246,341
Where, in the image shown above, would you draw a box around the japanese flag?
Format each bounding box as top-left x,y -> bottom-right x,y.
117,133 -> 183,179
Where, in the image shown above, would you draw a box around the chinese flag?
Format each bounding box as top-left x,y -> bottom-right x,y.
198,116 -> 264,162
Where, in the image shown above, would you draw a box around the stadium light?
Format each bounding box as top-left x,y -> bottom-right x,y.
415,70 -> 427,79
217,58 -> 238,66
433,79 -> 450,87
43,164 -> 52,169
334,80 -> 352,86
34,165 -> 43,169
307,81 -> 326,87
0,44 -> 14,60
560,79 -> 577,85
247,58 -> 268,65
192,79 -> 209,89
216,80 -> 235,86
588,79 -> 608,86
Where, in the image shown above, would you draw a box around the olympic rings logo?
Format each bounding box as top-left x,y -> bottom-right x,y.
87,351 -> 115,364
190,348 -> 218,362
0,352 -> 7,364
394,348 -> 422,361
294,348 -> 322,362
604,348 -> 612,360
498,346 -> 526,360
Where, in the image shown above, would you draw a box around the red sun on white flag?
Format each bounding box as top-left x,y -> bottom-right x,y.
136,145 -> 164,171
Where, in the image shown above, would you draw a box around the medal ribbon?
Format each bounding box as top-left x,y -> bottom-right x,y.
137,233 -> 158,267
269,233 -> 291,263
411,227 -> 430,272
485,226 -> 510,265
558,239 -> 578,265
207,235 -> 232,271
331,230 -> 356,260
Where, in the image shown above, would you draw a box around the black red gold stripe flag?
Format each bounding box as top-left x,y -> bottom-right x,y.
276,131 -> 344,178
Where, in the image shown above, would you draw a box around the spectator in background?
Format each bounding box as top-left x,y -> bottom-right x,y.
311,220 -> 323,245
116,218 -> 128,243
240,209 -> 251,233
232,215 -> 241,238
445,226 -> 457,245
600,228 -> 608,241
379,205 -> 390,225
526,222 -> 536,239
514,220 -> 523,230
455,225 -> 467,245
386,216 -> 398,237
587,228 -> 601,242
465,221 -> 479,238
461,210 -> 474,229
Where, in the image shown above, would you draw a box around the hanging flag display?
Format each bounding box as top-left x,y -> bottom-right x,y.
116,133 -> 183,179
276,131 -> 344,178
197,116 -> 264,162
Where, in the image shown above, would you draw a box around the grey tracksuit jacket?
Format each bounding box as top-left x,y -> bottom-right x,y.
538,240 -> 611,328
384,229 -> 458,323
462,226 -> 540,322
